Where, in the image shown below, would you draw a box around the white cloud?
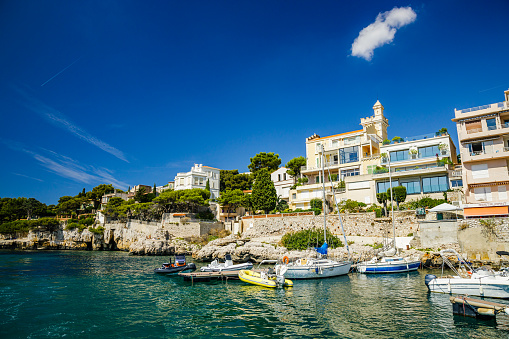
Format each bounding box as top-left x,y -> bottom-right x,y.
351,7 -> 417,61
1,139 -> 128,188
15,87 -> 129,163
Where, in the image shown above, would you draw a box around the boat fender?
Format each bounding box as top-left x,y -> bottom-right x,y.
424,274 -> 437,288
477,308 -> 495,317
282,256 -> 289,264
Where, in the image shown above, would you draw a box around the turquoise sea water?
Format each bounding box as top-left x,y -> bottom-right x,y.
1,250 -> 509,338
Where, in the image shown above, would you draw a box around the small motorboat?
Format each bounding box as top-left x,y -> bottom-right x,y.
425,249 -> 509,298
238,260 -> 293,288
200,254 -> 253,272
154,254 -> 197,274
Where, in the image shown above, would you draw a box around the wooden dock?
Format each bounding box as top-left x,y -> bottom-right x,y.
178,270 -> 242,283
450,296 -> 509,318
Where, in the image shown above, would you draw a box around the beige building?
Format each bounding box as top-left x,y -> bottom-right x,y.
289,101 -> 387,210
452,89 -> 509,218
373,132 -> 459,202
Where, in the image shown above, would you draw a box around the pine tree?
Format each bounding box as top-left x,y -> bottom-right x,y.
205,179 -> 210,192
251,168 -> 277,214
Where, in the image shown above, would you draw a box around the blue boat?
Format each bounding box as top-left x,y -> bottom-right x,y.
356,256 -> 420,274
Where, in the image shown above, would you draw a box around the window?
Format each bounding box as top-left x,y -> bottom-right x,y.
340,168 -> 360,180
390,150 -> 408,162
292,193 -> 296,200
465,120 -> 482,134
331,140 -> 339,148
418,145 -> 439,158
278,174 -> 281,181
471,164 -> 489,179
487,118 -> 497,130
344,136 -> 360,145
339,146 -> 359,164
499,186 -> 508,200
451,179 -> 463,188
377,180 -> 399,194
422,176 -> 448,193
468,142 -> 483,155
401,179 -> 421,194
474,187 -> 492,201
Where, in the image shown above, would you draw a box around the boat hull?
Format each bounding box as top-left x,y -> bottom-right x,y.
357,260 -> 420,274
283,261 -> 351,279
154,263 -> 197,274
200,262 -> 253,272
427,277 -> 509,299
238,270 -> 293,288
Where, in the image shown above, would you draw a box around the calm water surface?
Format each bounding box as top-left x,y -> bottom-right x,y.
1,250 -> 509,338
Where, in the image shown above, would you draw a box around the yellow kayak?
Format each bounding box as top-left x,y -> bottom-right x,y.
238,269 -> 293,288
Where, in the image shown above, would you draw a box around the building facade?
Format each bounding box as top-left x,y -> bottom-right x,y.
271,167 -> 294,202
452,89 -> 509,217
373,132 -> 459,202
289,101 -> 387,210
174,164 -> 220,199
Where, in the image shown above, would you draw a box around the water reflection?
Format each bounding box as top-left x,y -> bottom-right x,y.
1,251 -> 509,338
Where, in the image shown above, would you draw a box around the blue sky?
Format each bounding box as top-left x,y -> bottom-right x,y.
0,1 -> 508,205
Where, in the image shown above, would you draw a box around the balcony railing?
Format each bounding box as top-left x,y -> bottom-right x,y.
373,163 -> 447,176
451,170 -> 462,177
459,102 -> 507,114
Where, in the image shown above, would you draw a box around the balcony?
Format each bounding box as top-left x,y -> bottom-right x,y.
459,101 -> 507,114
373,164 -> 448,179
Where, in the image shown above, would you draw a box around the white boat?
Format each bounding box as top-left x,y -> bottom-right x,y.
425,249 -> 509,299
200,254 -> 253,272
275,144 -> 352,280
357,154 -> 420,274
280,257 -> 351,279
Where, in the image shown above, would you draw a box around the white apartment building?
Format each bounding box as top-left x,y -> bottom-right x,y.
271,167 -> 294,201
174,164 -> 220,199
373,132 -> 459,201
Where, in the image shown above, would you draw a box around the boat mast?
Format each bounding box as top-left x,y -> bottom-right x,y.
388,155 -> 396,250
320,144 -> 326,243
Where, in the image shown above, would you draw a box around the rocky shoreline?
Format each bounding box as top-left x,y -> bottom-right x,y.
0,224 -> 504,269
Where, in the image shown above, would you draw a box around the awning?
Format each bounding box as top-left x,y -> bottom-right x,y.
464,206 -> 509,217
429,203 -> 462,212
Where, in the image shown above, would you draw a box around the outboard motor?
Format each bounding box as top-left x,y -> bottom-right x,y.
424,274 -> 437,289
276,275 -> 285,287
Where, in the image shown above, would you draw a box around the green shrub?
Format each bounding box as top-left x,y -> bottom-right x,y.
196,211 -> 214,220
89,226 -> 105,234
65,222 -> 79,231
312,208 -> 321,215
0,217 -> 60,234
375,208 -> 382,218
281,228 -> 343,250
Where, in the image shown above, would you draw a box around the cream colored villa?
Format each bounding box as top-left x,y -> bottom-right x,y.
452,89 -> 509,218
289,101 -> 388,210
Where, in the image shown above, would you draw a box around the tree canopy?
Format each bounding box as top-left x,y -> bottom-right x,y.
248,152 -> 281,177
251,168 -> 278,213
285,156 -> 306,181
387,186 -> 407,209
220,170 -> 253,192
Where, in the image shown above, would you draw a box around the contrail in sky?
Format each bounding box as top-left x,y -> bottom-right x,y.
41,57 -> 81,87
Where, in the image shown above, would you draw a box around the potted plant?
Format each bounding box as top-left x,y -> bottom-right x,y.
438,142 -> 448,155
392,136 -> 404,143
436,128 -> 448,136
382,139 -> 391,145
408,147 -> 418,159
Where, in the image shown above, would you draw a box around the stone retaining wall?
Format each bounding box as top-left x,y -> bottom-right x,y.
241,210 -> 430,238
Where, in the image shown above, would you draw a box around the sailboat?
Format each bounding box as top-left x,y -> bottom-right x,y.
356,153 -> 420,274
275,144 -> 352,279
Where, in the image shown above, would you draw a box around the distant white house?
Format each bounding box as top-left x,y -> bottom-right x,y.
174,164 -> 220,199
271,167 -> 293,202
